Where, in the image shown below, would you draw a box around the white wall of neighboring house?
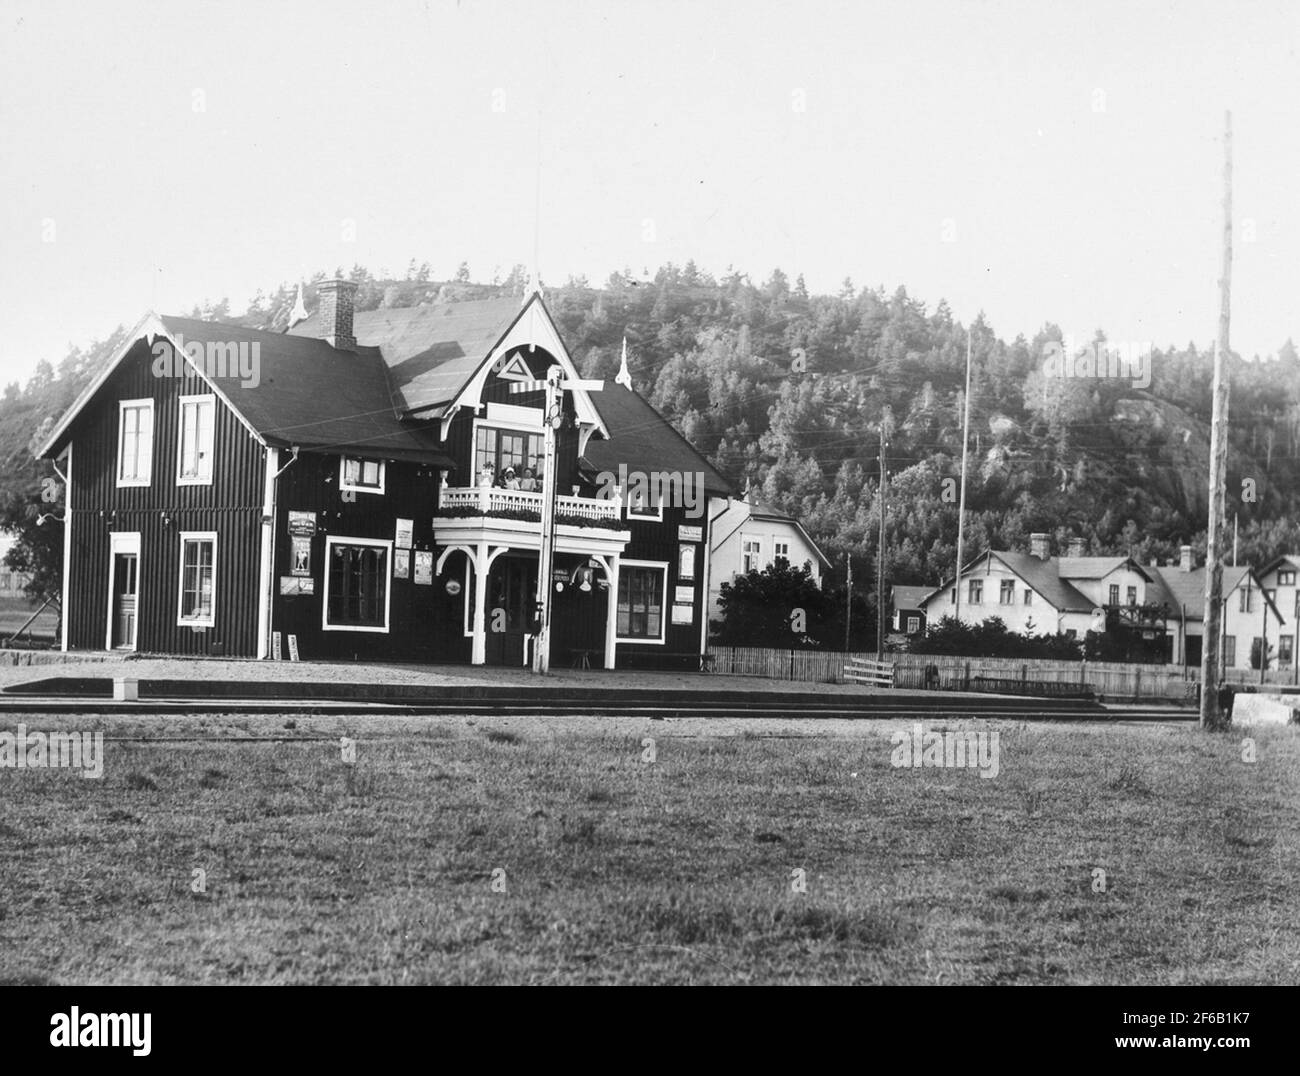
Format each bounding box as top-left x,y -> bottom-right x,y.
708,500 -> 824,623
1256,561 -> 1299,675
926,559 -> 1072,636
1066,565 -> 1151,610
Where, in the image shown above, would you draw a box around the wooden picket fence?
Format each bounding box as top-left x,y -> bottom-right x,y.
704,646 -> 1300,700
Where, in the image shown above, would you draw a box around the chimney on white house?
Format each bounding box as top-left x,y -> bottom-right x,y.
1029,533 -> 1051,560
318,279 -> 358,350
1180,545 -> 1194,573
1067,537 -> 1086,558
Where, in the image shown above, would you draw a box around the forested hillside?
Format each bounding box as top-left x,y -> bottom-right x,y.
4,261 -> 1300,606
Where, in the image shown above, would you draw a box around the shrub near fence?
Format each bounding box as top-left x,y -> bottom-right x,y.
704,646 -> 1275,701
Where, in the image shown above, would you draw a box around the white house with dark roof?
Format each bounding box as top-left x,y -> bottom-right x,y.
1241,554 -> 1298,675
708,482 -> 830,624
919,533 -> 1284,669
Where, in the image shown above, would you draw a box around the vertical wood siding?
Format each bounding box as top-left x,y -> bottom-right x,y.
66,340 -> 265,656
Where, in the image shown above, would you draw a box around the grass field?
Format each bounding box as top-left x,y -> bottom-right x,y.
0,711 -> 1296,985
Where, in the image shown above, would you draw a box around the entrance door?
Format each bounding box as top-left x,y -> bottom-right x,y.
111,552 -> 139,650
107,532 -> 142,651
485,556 -> 537,666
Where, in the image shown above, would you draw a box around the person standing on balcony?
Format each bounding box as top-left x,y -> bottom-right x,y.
519,468 -> 538,492
478,464 -> 495,488
504,467 -> 520,491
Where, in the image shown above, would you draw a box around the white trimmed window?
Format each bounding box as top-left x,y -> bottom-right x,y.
117,399 -> 154,487
907,616 -> 920,633
968,579 -> 983,605
177,394 -> 215,485
1279,570 -> 1296,586
323,536 -> 391,632
617,561 -> 667,643
999,580 -> 1015,604
742,537 -> 762,573
626,485 -> 663,522
774,541 -> 790,562
340,457 -> 385,495
177,532 -> 217,626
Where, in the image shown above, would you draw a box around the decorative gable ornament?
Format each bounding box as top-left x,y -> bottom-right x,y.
615,336 -> 633,390
494,353 -> 533,380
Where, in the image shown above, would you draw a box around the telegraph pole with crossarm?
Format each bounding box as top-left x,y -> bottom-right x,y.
509,365 -> 604,674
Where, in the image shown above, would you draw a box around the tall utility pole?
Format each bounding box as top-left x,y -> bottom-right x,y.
1200,110 -> 1233,730
844,555 -> 852,652
876,407 -> 893,662
512,364 -> 603,675
954,329 -> 973,622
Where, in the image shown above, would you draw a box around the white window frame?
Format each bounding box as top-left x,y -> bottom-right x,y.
322,535 -> 392,633
176,393 -> 216,486
907,616 -> 920,633
626,485 -> 664,522
999,579 -> 1015,605
116,399 -> 154,488
339,457 -> 386,495
741,536 -> 763,573
105,531 -> 142,650
1279,570 -> 1296,586
176,530 -> 218,627
471,415 -> 545,484
774,541 -> 790,561
616,559 -> 669,645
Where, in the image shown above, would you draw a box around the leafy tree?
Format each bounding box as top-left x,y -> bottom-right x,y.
711,561 -> 832,648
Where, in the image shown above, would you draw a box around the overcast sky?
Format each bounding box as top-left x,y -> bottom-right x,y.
1,0 -> 1297,385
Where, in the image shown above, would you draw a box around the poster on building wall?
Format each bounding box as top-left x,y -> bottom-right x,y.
678,543 -> 696,580
414,550 -> 434,585
288,511 -> 316,537
272,631 -> 282,660
280,576 -> 314,596
674,585 -> 694,605
394,549 -> 410,579
678,524 -> 703,543
395,518 -> 413,549
291,536 -> 312,576
671,603 -> 694,625
288,634 -> 300,661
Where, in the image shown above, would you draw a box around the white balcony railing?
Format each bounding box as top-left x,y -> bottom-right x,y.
439,484 -> 623,525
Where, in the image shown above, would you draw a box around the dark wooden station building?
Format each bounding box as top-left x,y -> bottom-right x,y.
39,284 -> 734,669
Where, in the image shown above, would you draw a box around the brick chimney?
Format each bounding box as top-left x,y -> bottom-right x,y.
1029,533 -> 1051,560
318,279 -> 358,350
1066,537 -> 1086,558
1180,545 -> 1194,573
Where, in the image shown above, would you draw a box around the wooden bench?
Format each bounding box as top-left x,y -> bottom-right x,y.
844,658 -> 895,687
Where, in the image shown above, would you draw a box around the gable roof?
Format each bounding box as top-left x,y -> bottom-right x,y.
580,382 -> 735,499
1259,554 -> 1300,579
920,551 -> 1095,613
1057,555 -> 1152,581
288,296 -> 525,416
1148,564 -> 1283,623
38,313 -> 454,466
891,585 -> 933,609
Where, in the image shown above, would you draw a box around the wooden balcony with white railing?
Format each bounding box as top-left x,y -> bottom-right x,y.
437,481 -> 625,526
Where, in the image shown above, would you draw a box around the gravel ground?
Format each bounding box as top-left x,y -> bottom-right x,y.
0,653 -> 896,696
